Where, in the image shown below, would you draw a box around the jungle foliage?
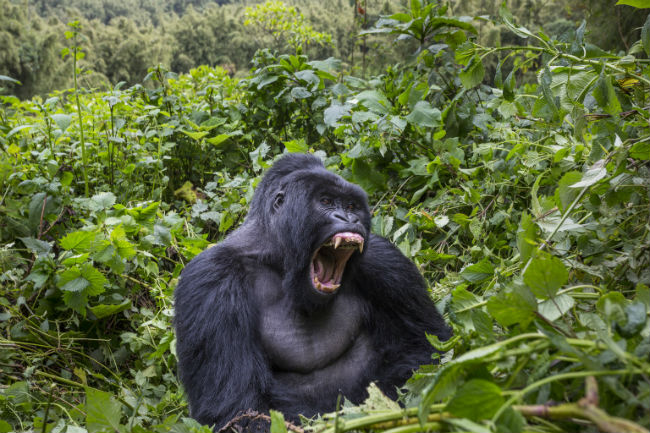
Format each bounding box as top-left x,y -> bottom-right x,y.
1,1 -> 650,433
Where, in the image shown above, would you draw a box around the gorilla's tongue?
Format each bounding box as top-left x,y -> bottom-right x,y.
311,232 -> 364,293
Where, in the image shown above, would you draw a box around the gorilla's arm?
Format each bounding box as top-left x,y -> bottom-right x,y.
174,245 -> 270,427
354,235 -> 450,394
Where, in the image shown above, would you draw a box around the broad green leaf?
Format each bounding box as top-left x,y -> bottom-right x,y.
446,379 -> 504,421
7,124 -> 35,139
110,226 -> 136,259
19,237 -> 52,255
630,141 -> 650,160
290,87 -> 311,99
269,410 -> 288,433
181,130 -> 208,141
555,171 -> 582,212
283,139 -> 309,153
323,103 -> 350,127
596,292 -> 626,323
487,286 -> 537,327
524,252 -> 568,299
86,387 -> 122,433
570,160 -> 607,188
51,113 -> 72,131
91,192 -> 116,210
460,258 -> 494,283
89,300 -> 132,319
459,55 -> 485,89
206,133 -> 232,146
405,101 -> 441,128
60,230 -> 96,252
592,72 -> 621,115
516,212 -> 538,263
354,90 -> 391,114
616,0 -> 650,7
538,293 -> 575,321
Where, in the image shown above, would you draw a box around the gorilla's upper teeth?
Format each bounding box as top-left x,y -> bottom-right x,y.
310,232 -> 364,294
334,237 -> 342,249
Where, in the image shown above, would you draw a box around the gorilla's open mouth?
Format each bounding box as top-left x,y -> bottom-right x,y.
310,232 -> 364,293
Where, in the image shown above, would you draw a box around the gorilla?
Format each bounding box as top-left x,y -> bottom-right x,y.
174,153 -> 450,428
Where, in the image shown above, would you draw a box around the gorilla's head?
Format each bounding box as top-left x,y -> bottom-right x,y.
246,154 -> 371,305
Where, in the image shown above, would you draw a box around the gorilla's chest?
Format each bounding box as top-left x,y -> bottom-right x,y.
253,270 -> 368,374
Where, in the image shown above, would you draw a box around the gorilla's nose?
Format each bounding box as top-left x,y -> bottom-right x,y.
333,210 -> 359,224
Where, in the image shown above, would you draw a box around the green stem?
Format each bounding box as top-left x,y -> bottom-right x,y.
72,36 -> 89,197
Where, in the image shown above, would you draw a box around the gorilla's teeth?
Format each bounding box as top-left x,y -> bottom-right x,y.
334,237 -> 342,249
358,242 -> 364,253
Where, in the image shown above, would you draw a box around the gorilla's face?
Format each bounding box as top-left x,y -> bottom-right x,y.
270,169 -> 370,296
306,174 -> 369,295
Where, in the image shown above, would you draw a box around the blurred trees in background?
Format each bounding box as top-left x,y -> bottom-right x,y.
0,0 -> 645,99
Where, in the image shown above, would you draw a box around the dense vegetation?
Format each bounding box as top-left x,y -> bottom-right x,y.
1,0 -> 646,99
1,1 -> 650,433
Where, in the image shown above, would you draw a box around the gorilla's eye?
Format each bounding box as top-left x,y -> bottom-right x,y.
273,193 -> 285,211
320,198 -> 333,206
346,203 -> 356,211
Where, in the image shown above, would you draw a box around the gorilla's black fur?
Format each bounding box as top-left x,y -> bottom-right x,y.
174,154 -> 450,428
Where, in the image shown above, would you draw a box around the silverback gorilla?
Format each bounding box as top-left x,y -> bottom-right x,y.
174,154 -> 450,428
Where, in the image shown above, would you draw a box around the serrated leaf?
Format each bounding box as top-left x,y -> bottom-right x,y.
460,258 -> 494,283
459,55 -> 485,89
60,230 -> 96,252
91,192 -> 116,210
592,72 -> 621,115
405,101 -> 441,128
206,133 -> 232,146
630,141 -> 650,160
19,237 -> 52,255
86,387 -> 122,433
555,171 -> 582,212
269,410 -> 288,433
524,252 -> 568,299
323,103 -> 350,127
446,379 -> 504,421
283,139 -> 309,153
570,160 -> 607,188
80,264 -> 108,296
487,286 -> 536,327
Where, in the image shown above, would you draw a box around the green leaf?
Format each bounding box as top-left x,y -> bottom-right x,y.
555,171 -> 582,213
86,387 -> 123,433
19,237 -> 52,255
630,141 -> 650,160
51,113 -> 72,131
592,72 -> 621,115
446,379 -> 504,421
460,258 -> 494,283
60,230 -> 96,252
89,300 -> 132,319
110,226 -> 136,259
269,410 -> 288,433
405,101 -> 441,128
181,130 -> 208,141
523,252 -> 568,299
616,0 -> 650,7
283,139 -> 309,153
459,55 -> 485,89
80,264 -> 108,296
355,90 -> 391,115
516,212 -> 538,263
91,192 -> 116,210
290,87 -> 311,99
0,75 -> 21,84
642,14 -> 650,56
570,160 -> 607,188
538,293 -> 575,321
487,285 -> 537,327
323,103 -> 350,127
206,133 -> 232,146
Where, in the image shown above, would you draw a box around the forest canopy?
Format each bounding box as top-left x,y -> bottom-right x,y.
1,1 -> 650,433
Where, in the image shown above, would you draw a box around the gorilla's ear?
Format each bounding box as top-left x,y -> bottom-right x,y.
272,191 -> 285,213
